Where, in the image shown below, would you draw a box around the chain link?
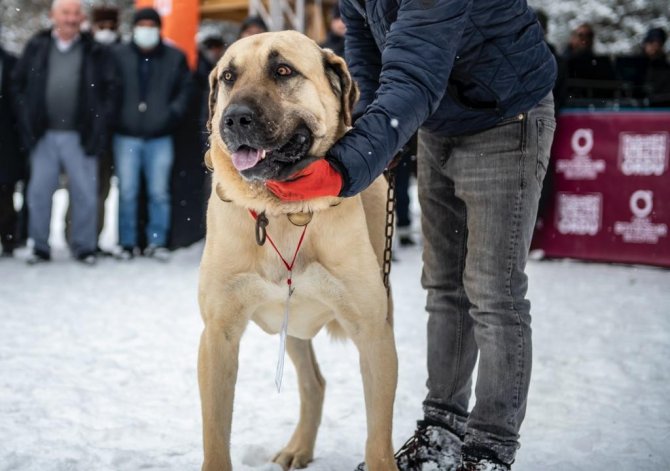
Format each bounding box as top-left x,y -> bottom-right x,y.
382,168 -> 397,295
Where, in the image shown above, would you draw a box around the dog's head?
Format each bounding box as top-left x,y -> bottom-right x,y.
207,31 -> 358,212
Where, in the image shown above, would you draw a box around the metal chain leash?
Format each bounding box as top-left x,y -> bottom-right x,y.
382,167 -> 397,296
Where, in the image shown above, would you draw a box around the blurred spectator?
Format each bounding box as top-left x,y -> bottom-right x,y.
320,4 -> 346,57
564,23 -> 595,59
642,27 -> 668,64
535,9 -> 565,109
196,27 -> 226,142
563,23 -> 616,101
641,28 -> 670,107
0,38 -> 25,257
91,5 -> 121,254
111,7 -> 192,261
165,26 -> 223,250
11,0 -> 117,265
90,5 -> 120,45
238,16 -> 268,39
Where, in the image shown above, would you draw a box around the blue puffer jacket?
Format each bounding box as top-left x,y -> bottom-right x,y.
327,0 -> 557,196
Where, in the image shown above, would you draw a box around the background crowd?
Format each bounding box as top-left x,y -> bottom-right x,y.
0,0 -> 668,265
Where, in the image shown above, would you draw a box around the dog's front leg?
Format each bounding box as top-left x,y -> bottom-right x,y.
198,322 -> 242,471
353,318 -> 399,471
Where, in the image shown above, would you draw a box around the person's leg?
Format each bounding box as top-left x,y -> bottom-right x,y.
142,136 -> 174,248
27,132 -> 61,256
418,129 -> 478,437
113,135 -> 143,249
97,147 -> 114,239
451,96 -> 555,466
0,183 -> 18,254
60,131 -> 98,257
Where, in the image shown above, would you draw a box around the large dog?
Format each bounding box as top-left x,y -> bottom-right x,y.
199,31 -> 398,471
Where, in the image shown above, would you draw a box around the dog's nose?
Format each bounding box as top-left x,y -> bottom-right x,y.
224,104 -> 255,128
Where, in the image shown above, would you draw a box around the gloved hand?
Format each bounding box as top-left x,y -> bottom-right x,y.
266,159 -> 343,201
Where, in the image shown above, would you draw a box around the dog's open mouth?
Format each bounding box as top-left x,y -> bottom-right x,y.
230,126 -> 313,181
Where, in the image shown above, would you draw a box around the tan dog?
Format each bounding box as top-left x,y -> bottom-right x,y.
198,31 -> 398,471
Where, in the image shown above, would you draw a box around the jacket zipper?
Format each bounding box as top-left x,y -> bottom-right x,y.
351,0 -> 368,25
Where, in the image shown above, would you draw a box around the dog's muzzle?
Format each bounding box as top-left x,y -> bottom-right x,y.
221,103 -> 314,181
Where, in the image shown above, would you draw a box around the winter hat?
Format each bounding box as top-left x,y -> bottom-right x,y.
331,3 -> 341,19
133,7 -> 162,27
91,6 -> 119,25
239,16 -> 268,35
643,28 -> 667,45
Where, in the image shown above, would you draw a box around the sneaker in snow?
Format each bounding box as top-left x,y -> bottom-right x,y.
26,249 -> 51,265
356,420 -> 463,471
75,251 -> 97,266
114,246 -> 135,261
145,245 -> 171,262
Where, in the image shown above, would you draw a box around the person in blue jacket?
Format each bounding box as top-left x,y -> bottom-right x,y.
267,1 -> 557,469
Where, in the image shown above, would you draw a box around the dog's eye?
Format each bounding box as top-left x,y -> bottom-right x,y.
275,65 -> 293,78
222,70 -> 235,83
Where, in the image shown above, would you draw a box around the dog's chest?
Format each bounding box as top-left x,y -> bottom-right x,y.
241,260 -> 340,340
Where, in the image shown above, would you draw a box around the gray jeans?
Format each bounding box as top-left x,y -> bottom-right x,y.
27,130 -> 98,256
417,95 -> 556,465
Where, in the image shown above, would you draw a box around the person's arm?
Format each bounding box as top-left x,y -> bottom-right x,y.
268,0 -> 470,201
330,0 -> 470,196
168,51 -> 194,126
340,0 -> 382,121
9,39 -> 37,151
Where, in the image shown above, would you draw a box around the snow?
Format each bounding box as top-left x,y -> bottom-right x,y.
1,187 -> 669,471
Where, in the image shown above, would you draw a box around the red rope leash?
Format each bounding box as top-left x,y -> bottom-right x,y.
249,210 -> 308,286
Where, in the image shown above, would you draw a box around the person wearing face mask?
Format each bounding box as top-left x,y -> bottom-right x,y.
11,0 -> 118,266
86,5 -> 121,255
91,6 -> 120,46
111,7 -> 193,262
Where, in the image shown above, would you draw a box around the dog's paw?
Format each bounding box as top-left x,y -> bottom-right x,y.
272,447 -> 314,470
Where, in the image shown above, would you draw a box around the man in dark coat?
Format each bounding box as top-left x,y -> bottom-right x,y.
0,44 -> 25,257
11,0 -> 117,265
265,0 -> 557,469
111,7 -> 192,261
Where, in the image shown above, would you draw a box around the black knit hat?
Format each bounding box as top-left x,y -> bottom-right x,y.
91,6 -> 119,24
643,28 -> 667,45
133,7 -> 162,27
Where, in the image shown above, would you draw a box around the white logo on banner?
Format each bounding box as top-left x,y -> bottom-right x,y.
618,132 -> 669,176
613,190 -> 668,244
556,193 -> 602,235
153,0 -> 172,16
555,129 -> 606,180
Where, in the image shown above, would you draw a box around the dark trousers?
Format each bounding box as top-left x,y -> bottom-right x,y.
0,183 -> 18,253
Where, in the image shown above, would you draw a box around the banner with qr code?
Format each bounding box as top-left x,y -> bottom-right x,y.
532,110 -> 670,267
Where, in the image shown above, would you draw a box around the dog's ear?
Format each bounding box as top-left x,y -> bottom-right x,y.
207,65 -> 220,133
322,49 -> 359,128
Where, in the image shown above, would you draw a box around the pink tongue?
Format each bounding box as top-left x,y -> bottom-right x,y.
232,148 -> 265,171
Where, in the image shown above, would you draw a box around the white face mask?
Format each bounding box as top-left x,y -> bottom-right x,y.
133,26 -> 160,50
94,29 -> 118,45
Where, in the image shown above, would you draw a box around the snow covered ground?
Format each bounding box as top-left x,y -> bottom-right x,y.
1,188 -> 669,471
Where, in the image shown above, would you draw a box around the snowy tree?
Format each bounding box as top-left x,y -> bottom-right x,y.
529,0 -> 670,56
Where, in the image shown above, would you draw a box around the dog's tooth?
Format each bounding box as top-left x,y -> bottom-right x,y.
259,149 -> 267,160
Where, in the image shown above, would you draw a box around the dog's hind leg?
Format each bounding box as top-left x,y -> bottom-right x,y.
273,336 -> 326,470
